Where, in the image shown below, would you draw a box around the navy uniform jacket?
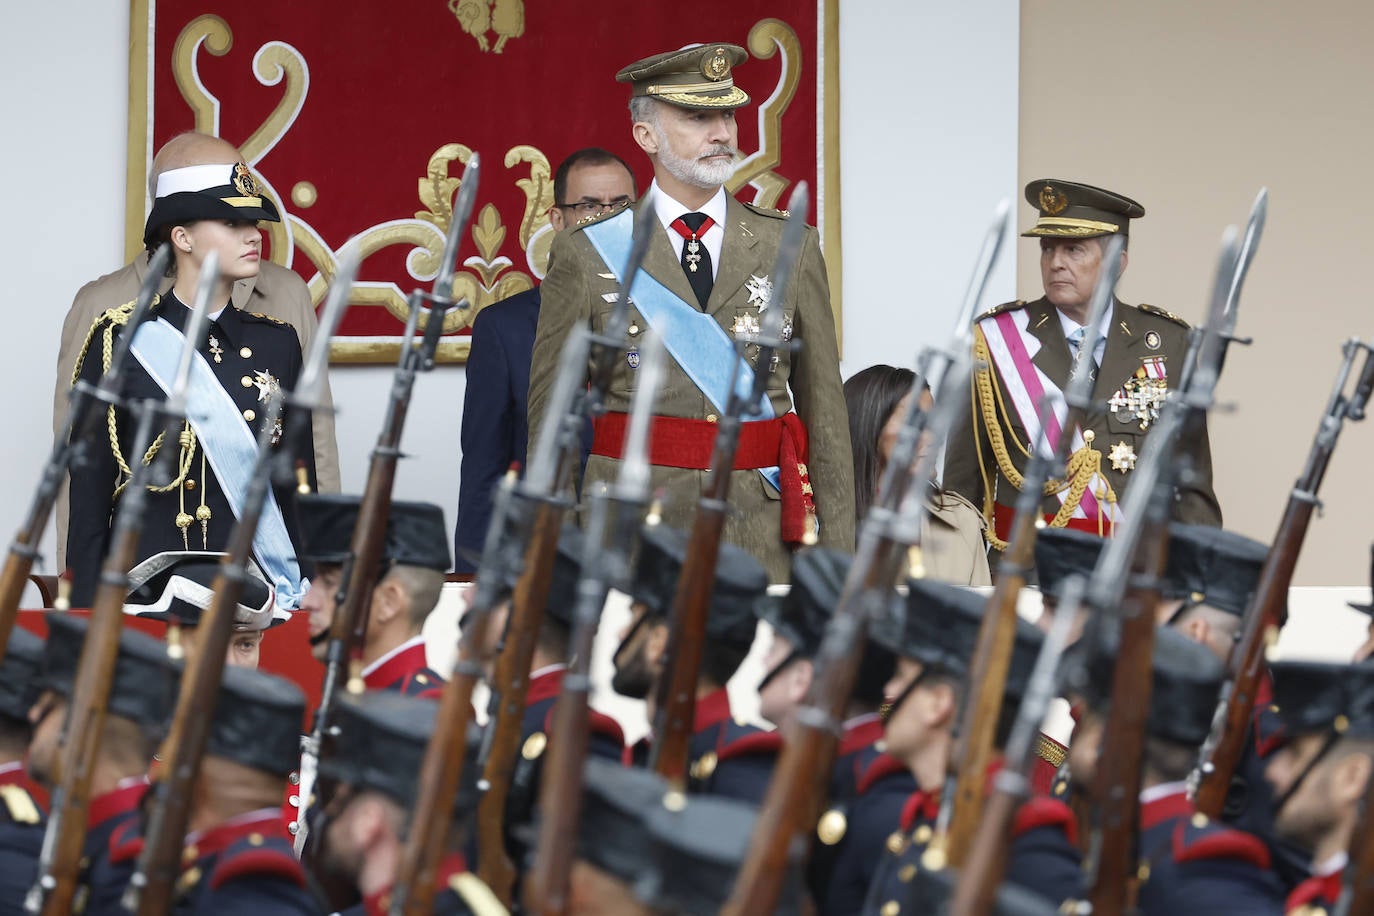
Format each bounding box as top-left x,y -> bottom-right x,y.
362,637 -> 445,698
1132,786 -> 1285,915
863,784 -> 1082,913
816,741 -> 915,916
67,297 -> 313,607
684,688 -> 781,803
81,780 -> 148,915
0,765 -> 44,915
454,288 -> 539,573
339,854 -> 507,915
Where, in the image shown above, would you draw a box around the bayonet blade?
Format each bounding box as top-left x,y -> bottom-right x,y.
292,246 -> 358,412
433,153 -> 481,303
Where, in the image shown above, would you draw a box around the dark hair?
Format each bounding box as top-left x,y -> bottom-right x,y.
844,365 -> 918,523
700,639 -> 751,690
553,148 -> 637,206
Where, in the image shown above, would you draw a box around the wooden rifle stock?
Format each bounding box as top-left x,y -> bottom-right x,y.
1194,338 -> 1374,816
1335,762 -> 1374,916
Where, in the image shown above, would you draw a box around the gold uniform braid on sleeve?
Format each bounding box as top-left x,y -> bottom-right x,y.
971,326 -> 1117,548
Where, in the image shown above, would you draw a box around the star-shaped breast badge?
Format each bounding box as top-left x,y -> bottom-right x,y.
1109,440 -> 1137,473
746,274 -> 773,311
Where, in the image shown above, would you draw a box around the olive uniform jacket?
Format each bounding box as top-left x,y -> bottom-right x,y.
528,194 -> 855,582
54,256 -> 340,569
944,297 -> 1221,545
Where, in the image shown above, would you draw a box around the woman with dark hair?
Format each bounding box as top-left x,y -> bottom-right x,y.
843,364 -> 990,585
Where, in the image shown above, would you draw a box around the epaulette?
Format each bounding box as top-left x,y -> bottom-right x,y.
1171,815 -> 1271,869
107,819 -> 144,864
1137,303 -> 1190,328
856,753 -> 910,796
571,204 -> 632,232
975,299 -> 1027,322
0,783 -> 41,825
449,871 -> 510,916
244,310 -> 290,327
715,728 -> 784,762
400,667 -> 445,698
741,200 -> 790,220
1012,796 -> 1077,845
207,834 -> 306,890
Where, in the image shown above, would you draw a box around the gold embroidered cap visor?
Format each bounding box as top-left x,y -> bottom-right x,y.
143,162 -> 282,245
616,42 -> 751,110
1021,177 -> 1146,239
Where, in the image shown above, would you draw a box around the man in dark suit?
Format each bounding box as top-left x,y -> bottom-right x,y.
453,148 -> 636,572
943,179 -> 1221,553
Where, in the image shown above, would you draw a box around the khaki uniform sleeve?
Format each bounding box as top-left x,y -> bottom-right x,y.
789,230 -> 855,551
527,231 -> 589,455
1175,412 -> 1222,526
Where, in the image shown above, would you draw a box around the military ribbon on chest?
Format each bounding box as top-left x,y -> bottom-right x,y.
1108,356 -> 1169,431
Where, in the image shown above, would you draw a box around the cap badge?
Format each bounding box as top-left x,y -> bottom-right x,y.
232,163 -> 259,197
1109,440 -> 1137,472
703,47 -> 731,81
1039,184 -> 1068,215
746,273 -> 773,311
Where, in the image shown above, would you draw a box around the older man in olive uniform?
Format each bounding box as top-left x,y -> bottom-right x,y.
944,179 -> 1221,551
528,42 -> 855,583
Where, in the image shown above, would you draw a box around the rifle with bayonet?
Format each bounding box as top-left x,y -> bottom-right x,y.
123,251 -> 355,915
1073,227 -> 1241,916
0,243 -> 171,657
649,182 -> 811,786
721,199 -> 1012,915
938,234 -> 1124,876
524,331 -> 665,916
25,255 -> 215,916
474,192 -> 658,904
296,156 -> 480,856
1192,334 -> 1374,815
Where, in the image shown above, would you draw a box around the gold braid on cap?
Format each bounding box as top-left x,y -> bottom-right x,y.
71,298 -> 197,503
971,326 -> 1117,549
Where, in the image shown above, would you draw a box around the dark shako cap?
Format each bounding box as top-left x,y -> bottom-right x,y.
0,626 -> 45,722
298,494 -> 451,571
1348,543 -> 1374,616
41,613 -> 180,728
576,757 -> 673,890
615,43 -> 750,110
143,161 -> 282,246
501,523 -> 584,626
122,550 -> 279,631
1021,178 -> 1145,239
1163,523 -> 1269,617
630,525 -> 768,649
643,793 -> 803,915
1068,625 -> 1224,746
871,580 -> 1044,699
206,666 -> 306,776
757,547 -> 895,705
1269,660 -> 1374,739
1034,527 -> 1105,600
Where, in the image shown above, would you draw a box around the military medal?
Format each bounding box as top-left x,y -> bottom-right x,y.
746,274 -> 773,311
685,236 -> 703,272
208,333 -> 224,364
626,346 -> 640,369
1145,330 -> 1162,350
1109,440 -> 1138,472
1109,357 -> 1169,431
252,369 -> 285,444
781,317 -> 793,341
731,313 -> 761,339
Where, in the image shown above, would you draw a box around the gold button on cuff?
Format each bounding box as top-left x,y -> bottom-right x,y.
241,376 -> 254,388
243,409 -> 256,422
706,413 -> 719,423
240,347 -> 253,358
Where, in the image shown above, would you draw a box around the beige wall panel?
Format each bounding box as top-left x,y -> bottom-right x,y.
1020,0 -> 1374,585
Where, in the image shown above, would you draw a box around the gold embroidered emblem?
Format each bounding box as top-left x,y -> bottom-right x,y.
1039,184 -> 1068,215
704,47 -> 731,80
448,0 -> 526,54
232,163 -> 258,197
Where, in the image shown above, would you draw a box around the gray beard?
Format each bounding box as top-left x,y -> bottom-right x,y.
656,135 -> 737,189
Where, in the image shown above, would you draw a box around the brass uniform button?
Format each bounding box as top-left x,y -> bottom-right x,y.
522,732 -> 547,760
706,413 -> 719,423
248,833 -> 264,846
886,832 -> 907,856
912,825 -> 933,844
184,479 -> 196,491
880,902 -> 900,916
897,864 -> 917,883
240,347 -> 253,358
243,409 -> 256,422
241,376 -> 254,388
816,809 -> 847,845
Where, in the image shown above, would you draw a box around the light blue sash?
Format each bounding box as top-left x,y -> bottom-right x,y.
130,317 -> 304,607
583,212 -> 781,491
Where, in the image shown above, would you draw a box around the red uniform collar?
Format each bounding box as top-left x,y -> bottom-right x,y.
363,639 -> 429,691
694,687 -> 733,733
184,808 -> 287,861
525,666 -> 568,705
1286,869 -> 1343,911
89,779 -> 148,829
364,852 -> 469,916
900,789 -> 942,831
1138,786 -> 1195,831
838,715 -> 885,757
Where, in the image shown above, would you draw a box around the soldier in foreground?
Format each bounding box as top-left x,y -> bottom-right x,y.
0,629 -> 46,914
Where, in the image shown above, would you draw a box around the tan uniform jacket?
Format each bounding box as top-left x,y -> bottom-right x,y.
528,195 -> 855,582
921,490 -> 992,586
54,256 -> 340,567
943,297 -> 1221,541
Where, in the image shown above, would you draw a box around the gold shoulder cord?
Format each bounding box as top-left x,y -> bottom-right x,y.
970,326 -> 1117,548
71,298 -> 203,546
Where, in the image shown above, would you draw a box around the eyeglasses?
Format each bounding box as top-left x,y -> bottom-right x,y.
554,198 -> 632,218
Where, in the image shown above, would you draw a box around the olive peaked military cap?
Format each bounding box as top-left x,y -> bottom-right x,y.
616,42 -> 750,110
1022,178 -> 1145,239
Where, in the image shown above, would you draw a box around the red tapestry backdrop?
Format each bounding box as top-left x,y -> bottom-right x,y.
127,1 -> 840,363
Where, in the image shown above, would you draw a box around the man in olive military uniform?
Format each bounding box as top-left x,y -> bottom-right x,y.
55,132 -> 340,572
0,628 -> 46,915
528,42 -> 855,584
1264,661 -> 1374,914
944,179 -> 1221,550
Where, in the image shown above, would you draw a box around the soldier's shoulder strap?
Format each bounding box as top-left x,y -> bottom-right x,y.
242,309 -> 292,328
449,871 -> 510,916
570,201 -> 634,233
0,783 -> 41,825
975,299 -> 1028,323
740,199 -> 791,220
1135,302 -> 1191,329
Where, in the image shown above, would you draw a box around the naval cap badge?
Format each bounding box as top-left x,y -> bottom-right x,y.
232,162 -> 259,197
